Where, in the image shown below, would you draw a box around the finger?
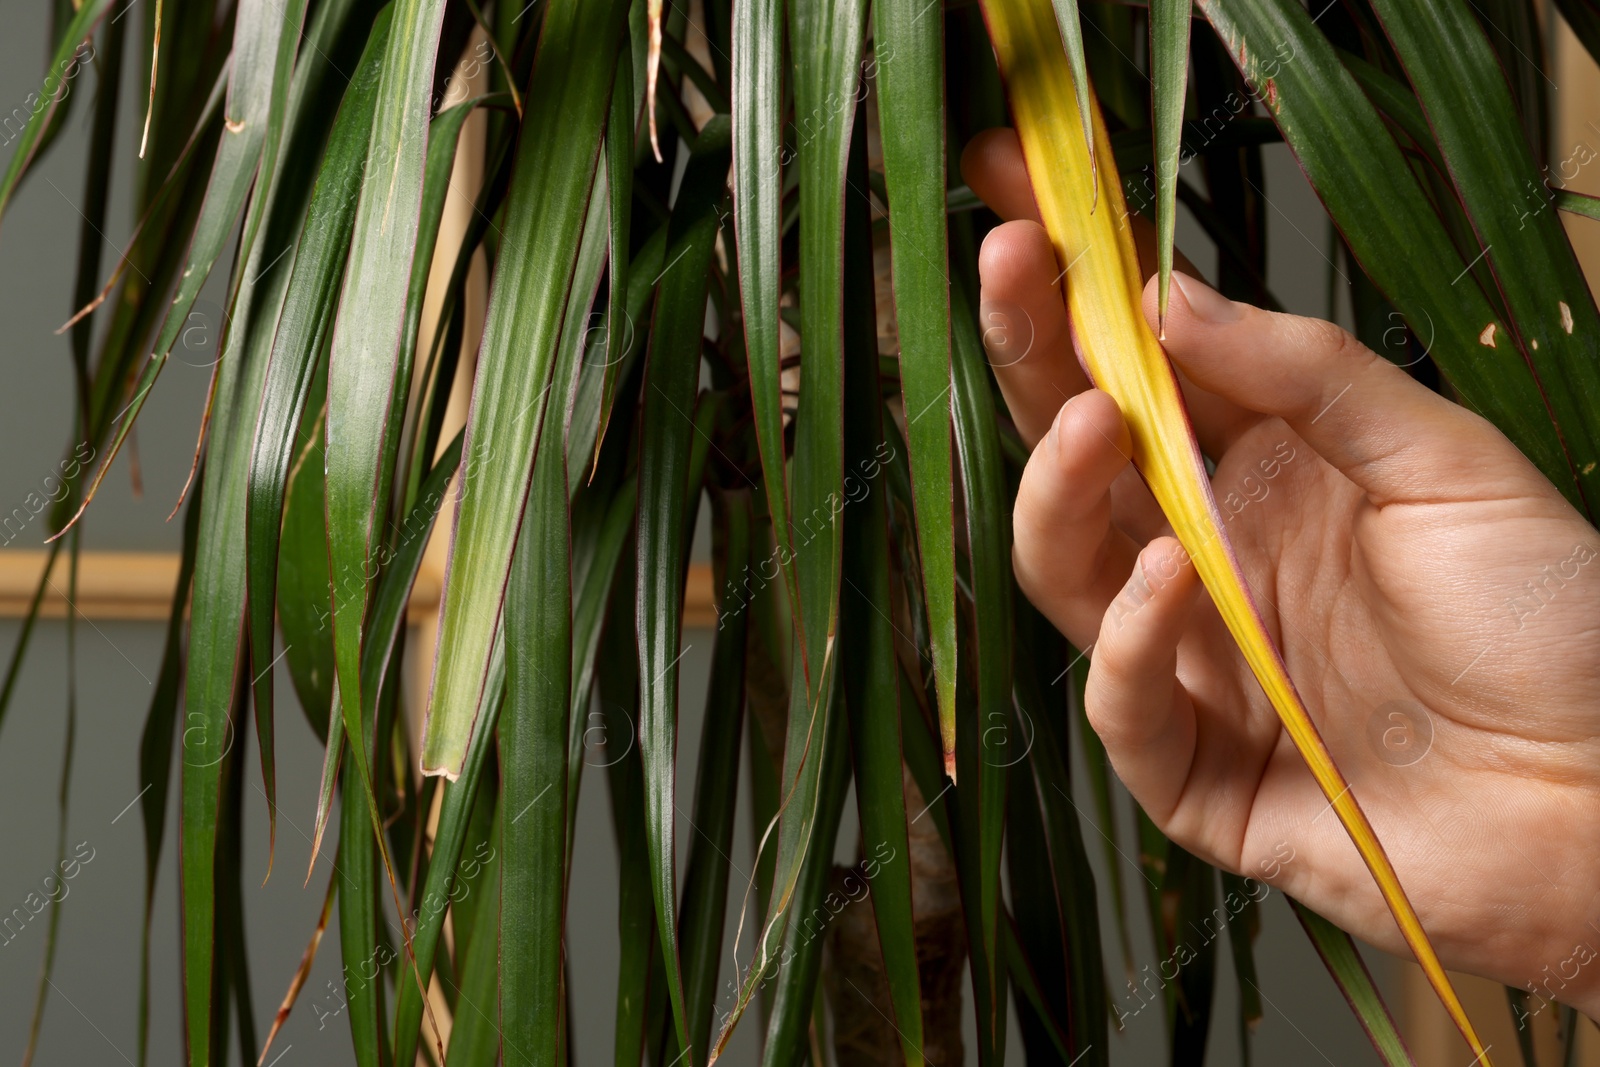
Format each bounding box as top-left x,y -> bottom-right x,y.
1084,536 -> 1204,823
1012,390 -> 1143,647
960,128 -> 1043,224
1149,272 -> 1537,506
978,220 -> 1087,447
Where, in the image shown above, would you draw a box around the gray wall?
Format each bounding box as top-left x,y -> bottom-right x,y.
0,5 -> 1397,1064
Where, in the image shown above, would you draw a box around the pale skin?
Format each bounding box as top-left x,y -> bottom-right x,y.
963,127 -> 1600,1021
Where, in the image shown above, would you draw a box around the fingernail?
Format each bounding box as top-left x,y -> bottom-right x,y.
1044,400 -> 1067,456
1048,394 -> 1080,459
1173,272 -> 1240,324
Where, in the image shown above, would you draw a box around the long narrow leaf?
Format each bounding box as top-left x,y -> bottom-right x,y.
325,0 -> 452,847
1048,0 -> 1098,198
179,0 -> 347,1043
60,0 -> 294,536
673,490 -> 751,1063
421,0 -> 630,779
1015,608 -> 1107,1064
338,695 -> 389,1067
873,0 -> 959,780
598,562 -> 655,1067
595,54 -> 637,472
637,114 -> 733,1056
1148,0 -> 1190,331
390,625 -> 504,1065
951,278 -> 1013,1061
446,805 -> 504,1064
839,217 -> 923,1063
139,481 -> 203,1066
501,364 -> 573,1066
712,1 -> 870,1030
0,0 -> 118,229
244,4 -> 394,870
758,684 -> 852,1064
1291,901 -> 1417,1066
732,0 -> 803,682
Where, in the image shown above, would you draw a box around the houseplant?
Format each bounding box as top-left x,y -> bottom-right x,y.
2,0 -> 1598,1060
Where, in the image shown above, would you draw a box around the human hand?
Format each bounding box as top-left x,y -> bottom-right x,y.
962,127 -> 1600,1019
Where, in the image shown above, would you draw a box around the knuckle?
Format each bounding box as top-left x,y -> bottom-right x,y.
1289,313 -> 1358,362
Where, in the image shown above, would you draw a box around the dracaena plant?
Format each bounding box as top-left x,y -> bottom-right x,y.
2,0 -> 1597,1060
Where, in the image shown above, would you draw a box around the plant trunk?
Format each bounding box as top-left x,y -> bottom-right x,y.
824,767 -> 966,1066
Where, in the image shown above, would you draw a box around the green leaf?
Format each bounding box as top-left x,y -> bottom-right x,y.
1335,53 -> 1448,195
179,0 -> 348,1043
321,428 -> 468,895
873,0 -> 959,781
388,446 -> 503,1067
216,724 -> 257,1067
231,0 -> 310,292
500,72 -> 620,1061
597,564 -> 655,1067
762,90 -> 882,1067
279,378 -> 335,740
670,490 -> 751,1062
783,0 -> 865,716
1197,0 -> 1581,507
244,3 -> 394,870
399,131 -> 518,512
554,153 -> 626,851
1556,188 -> 1600,222
594,54 -> 637,474
383,86 -> 501,540
951,262 -> 1013,1064
838,212 -> 923,1062
1221,871 -> 1263,1064
138,481 -> 203,1067
1290,902 -> 1417,1066
1471,0 -> 1547,161
62,0 -> 297,535
733,0 -> 804,671
715,4 -> 869,1029
1001,914 -> 1077,1062
1014,605 -> 1107,1064
325,0 -> 452,850
501,356 -> 573,1067
0,0 -> 117,229
566,475 -> 637,850
421,0 -> 630,778
338,692 -> 390,1067
636,114 -> 732,1057
1149,0 -> 1191,331
1047,0 -> 1098,193
446,804 -> 505,1064
433,774 -> 492,985
1164,847 -> 1219,1060
758,682 -> 852,1065
1365,0 -> 1600,510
